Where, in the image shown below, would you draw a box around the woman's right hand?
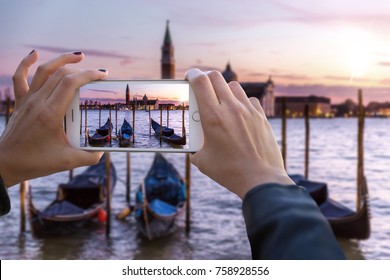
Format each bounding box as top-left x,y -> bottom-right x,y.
186,68 -> 294,199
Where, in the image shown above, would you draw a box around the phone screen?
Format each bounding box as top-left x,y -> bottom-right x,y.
78,80 -> 190,151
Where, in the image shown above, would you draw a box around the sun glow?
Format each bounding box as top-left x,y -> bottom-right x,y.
340,28 -> 375,81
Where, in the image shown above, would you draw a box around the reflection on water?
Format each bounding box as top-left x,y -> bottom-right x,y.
1,116 -> 390,259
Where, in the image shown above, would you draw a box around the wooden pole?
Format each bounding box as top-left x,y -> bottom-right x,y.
109,105 -> 112,147
132,99 -> 135,144
5,97 -> 10,125
182,102 -> 185,137
281,97 -> 287,169
357,89 -> 364,211
115,104 -> 118,136
185,153 -> 191,233
80,106 -> 82,135
126,152 -> 131,204
149,108 -> 151,136
159,108 -> 163,145
99,105 -> 101,127
167,107 -> 169,128
304,104 -> 310,179
84,104 -> 88,146
20,181 -> 28,233
105,152 -> 111,237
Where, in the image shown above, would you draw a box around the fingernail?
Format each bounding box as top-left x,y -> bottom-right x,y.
98,68 -> 108,73
73,51 -> 82,55
29,50 -> 35,55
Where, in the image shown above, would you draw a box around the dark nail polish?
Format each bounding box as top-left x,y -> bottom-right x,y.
98,68 -> 107,72
73,51 -> 82,55
29,50 -> 35,55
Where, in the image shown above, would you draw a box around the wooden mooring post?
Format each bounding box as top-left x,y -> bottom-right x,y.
185,153 -> 191,233
115,104 -> 118,136
99,105 -> 101,127
20,181 -> 28,233
5,97 -> 10,125
132,99 -> 136,144
281,97 -> 287,169
109,105 -> 112,147
84,105 -> 88,146
357,89 -> 364,211
105,152 -> 112,237
159,108 -> 163,145
304,104 -> 310,179
126,152 -> 131,204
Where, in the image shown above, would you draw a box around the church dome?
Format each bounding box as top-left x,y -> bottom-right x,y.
222,62 -> 238,83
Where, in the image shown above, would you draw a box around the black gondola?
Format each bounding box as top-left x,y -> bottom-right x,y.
118,119 -> 133,147
135,153 -> 186,240
88,118 -> 112,146
289,174 -> 370,239
28,155 -> 116,238
151,118 -> 186,146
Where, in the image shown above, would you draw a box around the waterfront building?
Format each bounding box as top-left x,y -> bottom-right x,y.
274,95 -> 332,117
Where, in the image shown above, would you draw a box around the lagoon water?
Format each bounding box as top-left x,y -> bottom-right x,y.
1,116 -> 390,260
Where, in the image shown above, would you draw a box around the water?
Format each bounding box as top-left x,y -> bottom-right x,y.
80,109 -> 189,150
1,116 -> 390,260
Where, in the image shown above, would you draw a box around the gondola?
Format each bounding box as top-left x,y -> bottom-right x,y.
135,153 -> 186,240
28,155 -> 116,238
151,118 -> 186,146
118,119 -> 133,147
151,118 -> 174,137
289,174 -> 370,239
88,118 -> 112,146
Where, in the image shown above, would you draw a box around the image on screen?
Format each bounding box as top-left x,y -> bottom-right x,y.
79,81 -> 189,150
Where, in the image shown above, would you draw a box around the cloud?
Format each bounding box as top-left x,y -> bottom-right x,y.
23,44 -> 136,65
378,61 -> 390,67
273,73 -> 312,81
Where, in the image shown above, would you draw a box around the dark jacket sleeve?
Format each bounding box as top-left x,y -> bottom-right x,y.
242,183 -> 346,260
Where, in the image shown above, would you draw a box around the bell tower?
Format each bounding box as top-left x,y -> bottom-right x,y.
161,20 -> 175,79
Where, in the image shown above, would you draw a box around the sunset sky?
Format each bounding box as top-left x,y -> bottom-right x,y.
1,0 -> 390,104
80,81 -> 189,104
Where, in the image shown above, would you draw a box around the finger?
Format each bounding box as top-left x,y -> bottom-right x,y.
29,51 -> 84,93
249,97 -> 263,113
228,81 -> 252,106
12,50 -> 39,102
206,70 -> 235,104
67,149 -> 104,168
185,68 -> 220,111
39,66 -> 77,100
48,68 -> 108,113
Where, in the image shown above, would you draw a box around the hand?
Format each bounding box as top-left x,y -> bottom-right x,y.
0,51 -> 107,187
186,69 -> 294,199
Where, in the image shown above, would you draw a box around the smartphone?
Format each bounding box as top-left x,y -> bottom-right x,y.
65,80 -> 203,152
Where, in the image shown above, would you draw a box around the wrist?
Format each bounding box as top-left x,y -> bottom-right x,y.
237,168 -> 295,200
0,145 -> 18,187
